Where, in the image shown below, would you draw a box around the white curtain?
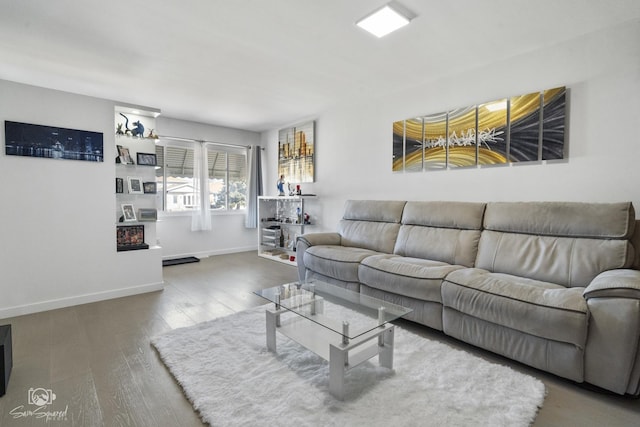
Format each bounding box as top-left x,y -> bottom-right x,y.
191,142 -> 212,231
245,145 -> 263,228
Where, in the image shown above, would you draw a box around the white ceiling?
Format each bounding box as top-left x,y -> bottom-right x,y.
1,0 -> 638,132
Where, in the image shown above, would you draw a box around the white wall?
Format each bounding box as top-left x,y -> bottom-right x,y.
0,83 -> 262,318
155,117 -> 262,259
262,20 -> 640,231
0,80 -> 162,319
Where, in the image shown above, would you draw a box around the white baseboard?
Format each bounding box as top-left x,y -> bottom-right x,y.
162,245 -> 258,260
0,248 -> 258,319
0,281 -> 164,320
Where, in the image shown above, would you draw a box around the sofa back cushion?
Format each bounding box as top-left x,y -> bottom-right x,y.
394,201 -> 486,267
338,200 -> 406,253
477,202 -> 636,287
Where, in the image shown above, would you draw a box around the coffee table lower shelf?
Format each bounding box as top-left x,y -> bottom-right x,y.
264,306 -> 395,400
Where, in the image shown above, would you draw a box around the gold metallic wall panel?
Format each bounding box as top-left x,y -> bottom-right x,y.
392,86 -> 566,172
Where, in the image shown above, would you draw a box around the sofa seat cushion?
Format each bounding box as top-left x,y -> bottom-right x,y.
359,254 -> 464,303
442,268 -> 588,347
304,245 -> 381,283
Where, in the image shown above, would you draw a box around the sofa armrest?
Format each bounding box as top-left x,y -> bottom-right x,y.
297,232 -> 342,247
583,269 -> 640,299
295,233 -> 342,282
583,269 -> 640,395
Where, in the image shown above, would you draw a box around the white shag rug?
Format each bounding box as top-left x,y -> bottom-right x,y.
151,304 -> 545,427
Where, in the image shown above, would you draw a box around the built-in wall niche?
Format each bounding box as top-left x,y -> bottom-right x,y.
114,105 -> 161,252
392,86 -> 566,172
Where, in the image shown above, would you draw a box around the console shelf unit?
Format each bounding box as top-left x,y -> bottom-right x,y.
258,195 -> 316,266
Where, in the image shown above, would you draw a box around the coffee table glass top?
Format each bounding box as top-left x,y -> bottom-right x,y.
254,280 -> 412,340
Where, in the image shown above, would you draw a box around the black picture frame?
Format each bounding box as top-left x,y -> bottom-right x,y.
116,177 -> 124,193
143,181 -> 157,194
5,120 -> 104,162
117,145 -> 134,164
137,152 -> 157,166
116,225 -> 149,251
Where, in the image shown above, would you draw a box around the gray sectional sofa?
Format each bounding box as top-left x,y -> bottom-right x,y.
296,200 -> 640,396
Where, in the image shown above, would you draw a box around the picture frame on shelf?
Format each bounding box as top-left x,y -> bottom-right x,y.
138,208 -> 158,221
115,177 -> 124,193
127,176 -> 143,194
121,204 -> 137,222
143,181 -> 157,194
117,145 -> 134,164
136,152 -> 157,166
116,224 -> 148,251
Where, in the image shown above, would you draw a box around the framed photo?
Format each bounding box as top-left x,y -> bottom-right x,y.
5,120 -> 103,162
127,176 -> 143,194
116,225 -> 148,251
117,145 -> 134,164
136,152 -> 157,166
278,120 -> 315,183
143,181 -> 157,194
115,177 -> 124,193
121,204 -> 137,222
138,208 -> 158,221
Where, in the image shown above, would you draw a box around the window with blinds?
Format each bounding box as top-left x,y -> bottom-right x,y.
155,142 -> 247,212
207,147 -> 247,210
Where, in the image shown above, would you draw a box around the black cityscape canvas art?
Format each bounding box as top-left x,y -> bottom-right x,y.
5,120 -> 104,162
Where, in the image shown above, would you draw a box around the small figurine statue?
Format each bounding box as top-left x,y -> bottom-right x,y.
147,129 -> 159,139
132,120 -> 145,137
276,174 -> 285,196
119,113 -> 133,135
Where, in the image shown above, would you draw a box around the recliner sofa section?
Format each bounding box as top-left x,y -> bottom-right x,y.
297,200 -> 406,293
296,199 -> 640,396
358,201 -> 485,330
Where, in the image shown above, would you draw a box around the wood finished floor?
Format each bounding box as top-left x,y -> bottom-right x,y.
0,251 -> 638,426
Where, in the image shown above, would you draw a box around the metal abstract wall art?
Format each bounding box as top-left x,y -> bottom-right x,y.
392,86 -> 566,172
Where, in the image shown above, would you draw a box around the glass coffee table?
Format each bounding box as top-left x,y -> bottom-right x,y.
254,280 -> 412,400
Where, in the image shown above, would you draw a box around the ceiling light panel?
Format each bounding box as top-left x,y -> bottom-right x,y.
356,3 -> 413,38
